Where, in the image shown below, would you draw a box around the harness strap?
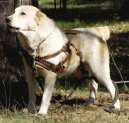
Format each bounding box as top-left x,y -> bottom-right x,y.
42,42 -> 71,60
35,57 -> 65,73
64,29 -> 82,35
34,42 -> 72,73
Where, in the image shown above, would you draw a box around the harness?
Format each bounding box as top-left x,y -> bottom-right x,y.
34,41 -> 72,73
33,29 -> 83,74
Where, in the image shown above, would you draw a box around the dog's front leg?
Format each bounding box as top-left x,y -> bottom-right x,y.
22,57 -> 36,109
38,71 -> 57,115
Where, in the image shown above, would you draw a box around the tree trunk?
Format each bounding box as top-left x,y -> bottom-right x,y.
60,0 -> 62,9
54,0 -> 57,9
14,0 -> 32,8
62,0 -> 67,10
0,0 -> 34,108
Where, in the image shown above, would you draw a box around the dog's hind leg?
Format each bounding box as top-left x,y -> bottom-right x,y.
75,67 -> 98,106
96,76 -> 120,110
89,61 -> 121,110
97,76 -> 120,110
86,79 -> 98,105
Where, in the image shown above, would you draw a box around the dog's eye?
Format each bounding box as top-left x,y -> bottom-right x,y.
20,12 -> 26,15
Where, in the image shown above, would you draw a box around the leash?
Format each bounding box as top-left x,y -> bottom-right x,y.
108,44 -> 128,92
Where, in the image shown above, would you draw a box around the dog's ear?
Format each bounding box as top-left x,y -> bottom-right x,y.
35,11 -> 45,25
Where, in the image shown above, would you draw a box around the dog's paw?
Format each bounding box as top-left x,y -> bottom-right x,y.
30,113 -> 47,118
104,106 -> 128,115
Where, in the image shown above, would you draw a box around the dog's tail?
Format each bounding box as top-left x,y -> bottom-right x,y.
74,26 -> 110,42
93,26 -> 110,42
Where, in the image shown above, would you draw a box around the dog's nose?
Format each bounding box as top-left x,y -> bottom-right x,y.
6,17 -> 11,23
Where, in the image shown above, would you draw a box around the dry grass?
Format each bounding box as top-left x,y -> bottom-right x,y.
109,21 -> 129,33
0,91 -> 129,123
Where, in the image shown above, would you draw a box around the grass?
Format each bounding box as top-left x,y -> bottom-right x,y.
56,19 -> 129,33
1,0 -> 129,122
38,0 -> 112,9
38,0 -> 129,33
0,91 -> 129,123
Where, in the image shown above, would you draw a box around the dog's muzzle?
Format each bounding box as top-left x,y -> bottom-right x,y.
6,17 -> 20,32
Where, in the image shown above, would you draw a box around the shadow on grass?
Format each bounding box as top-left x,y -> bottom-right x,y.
0,81 -> 28,109
36,93 -> 87,106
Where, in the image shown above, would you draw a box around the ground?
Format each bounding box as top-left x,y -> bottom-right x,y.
44,91 -> 129,123
0,90 -> 129,123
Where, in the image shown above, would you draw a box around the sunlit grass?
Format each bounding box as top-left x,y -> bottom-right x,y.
109,20 -> 129,33
38,0 -> 112,9
55,19 -> 129,33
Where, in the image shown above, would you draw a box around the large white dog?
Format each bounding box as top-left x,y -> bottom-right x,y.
6,5 -> 120,116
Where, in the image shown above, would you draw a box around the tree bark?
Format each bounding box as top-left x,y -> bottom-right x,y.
14,0 -> 32,8
0,0 -> 19,83
62,0 -> 67,10
0,0 -> 34,108
54,0 -> 56,9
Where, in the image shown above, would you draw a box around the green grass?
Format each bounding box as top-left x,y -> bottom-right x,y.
38,0 -> 129,33
38,0 -> 112,9
56,19 -> 129,33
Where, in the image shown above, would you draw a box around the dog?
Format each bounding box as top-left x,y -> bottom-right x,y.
6,5 -> 121,116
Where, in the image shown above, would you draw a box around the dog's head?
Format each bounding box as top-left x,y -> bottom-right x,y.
6,5 -> 45,33
6,5 -> 50,55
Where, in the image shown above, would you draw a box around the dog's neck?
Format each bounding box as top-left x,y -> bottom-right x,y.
33,18 -> 68,58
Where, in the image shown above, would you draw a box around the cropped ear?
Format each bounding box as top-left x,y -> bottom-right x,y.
35,11 -> 45,25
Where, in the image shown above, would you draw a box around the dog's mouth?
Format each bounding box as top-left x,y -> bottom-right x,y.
7,24 -> 20,32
